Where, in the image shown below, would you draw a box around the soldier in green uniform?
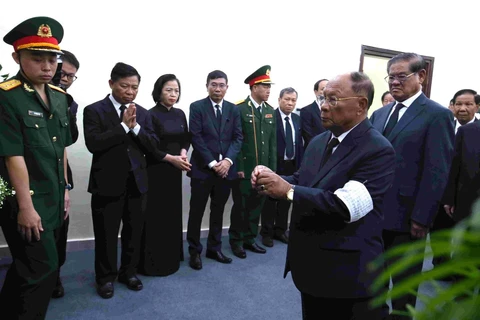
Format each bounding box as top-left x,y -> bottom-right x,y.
229,65 -> 277,258
0,17 -> 72,319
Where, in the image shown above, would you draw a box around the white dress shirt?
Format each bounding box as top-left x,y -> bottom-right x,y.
383,89 -> 423,130
207,98 -> 233,169
278,108 -> 296,160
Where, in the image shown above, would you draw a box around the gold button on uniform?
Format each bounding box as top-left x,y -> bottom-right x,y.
49,114 -> 53,119
52,136 -> 57,142
35,124 -> 39,129
29,190 -> 34,195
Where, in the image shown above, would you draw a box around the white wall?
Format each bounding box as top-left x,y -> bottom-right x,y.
1,0 -> 479,246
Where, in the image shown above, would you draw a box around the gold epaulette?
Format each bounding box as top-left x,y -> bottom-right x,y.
235,99 -> 245,105
48,84 -> 66,94
0,79 -> 21,91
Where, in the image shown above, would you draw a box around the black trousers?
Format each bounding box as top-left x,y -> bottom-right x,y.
430,206 -> 455,266
301,292 -> 386,320
187,177 -> 232,254
91,174 -> 146,285
383,230 -> 426,319
53,215 -> 69,272
260,159 -> 295,238
0,219 -> 58,320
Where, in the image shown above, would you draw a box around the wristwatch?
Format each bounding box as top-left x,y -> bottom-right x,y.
286,185 -> 295,201
65,183 -> 73,191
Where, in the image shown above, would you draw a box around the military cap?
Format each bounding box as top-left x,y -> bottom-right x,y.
244,65 -> 274,86
3,16 -> 63,54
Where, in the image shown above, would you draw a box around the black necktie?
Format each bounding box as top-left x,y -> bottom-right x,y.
257,104 -> 262,113
215,105 -> 222,128
119,104 -> 126,121
321,137 -> 340,167
285,117 -> 294,159
383,103 -> 405,137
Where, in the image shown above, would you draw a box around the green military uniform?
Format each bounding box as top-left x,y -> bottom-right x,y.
229,65 -> 277,247
0,17 -> 72,319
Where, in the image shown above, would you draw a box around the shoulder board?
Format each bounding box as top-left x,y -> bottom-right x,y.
0,79 -> 21,91
48,84 -> 66,94
235,99 -> 245,105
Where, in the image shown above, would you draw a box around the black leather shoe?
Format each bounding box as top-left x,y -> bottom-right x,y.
206,250 -> 232,264
97,282 -> 114,299
273,233 -> 289,244
231,245 -> 247,259
51,277 -> 64,298
118,275 -> 143,291
262,236 -> 274,247
189,253 -> 203,270
244,242 -> 266,254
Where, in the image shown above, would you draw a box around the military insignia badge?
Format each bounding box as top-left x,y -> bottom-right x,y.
28,110 -> 43,118
265,114 -> 273,118
37,24 -> 53,38
23,83 -> 34,92
266,69 -> 270,76
246,114 -> 254,118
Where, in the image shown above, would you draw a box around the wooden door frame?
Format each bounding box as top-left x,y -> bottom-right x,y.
359,45 -> 435,98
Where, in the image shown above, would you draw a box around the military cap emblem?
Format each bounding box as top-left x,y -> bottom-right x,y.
3,16 -> 63,54
37,24 -> 53,38
244,65 -> 274,87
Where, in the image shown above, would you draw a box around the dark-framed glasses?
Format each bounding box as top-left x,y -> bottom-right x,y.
321,96 -> 365,107
384,72 -> 415,84
60,71 -> 77,82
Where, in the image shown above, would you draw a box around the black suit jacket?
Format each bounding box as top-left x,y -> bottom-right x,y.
283,118 -> 396,298
83,95 -> 159,197
443,120 -> 480,222
300,101 -> 326,147
275,109 -> 304,173
188,97 -> 243,181
66,94 -> 78,189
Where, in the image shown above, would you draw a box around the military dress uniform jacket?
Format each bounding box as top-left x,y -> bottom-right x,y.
0,73 -> 73,231
236,96 -> 277,177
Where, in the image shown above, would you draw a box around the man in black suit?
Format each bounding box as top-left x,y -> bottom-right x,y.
83,62 -> 159,299
443,116 -> 480,223
260,87 -> 304,247
186,70 -> 243,270
300,79 -> 328,147
435,90 -> 480,267
369,53 -> 454,318
51,49 -> 80,299
252,72 -> 396,319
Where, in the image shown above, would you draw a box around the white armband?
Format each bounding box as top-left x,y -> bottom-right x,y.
334,180 -> 373,223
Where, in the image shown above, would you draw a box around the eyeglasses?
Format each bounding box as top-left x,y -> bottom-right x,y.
321,96 -> 365,107
209,83 -> 227,89
60,71 -> 77,82
384,72 -> 415,84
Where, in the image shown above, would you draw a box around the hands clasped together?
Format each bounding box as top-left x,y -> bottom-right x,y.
250,165 -> 291,200
122,103 -> 138,129
213,160 -> 231,179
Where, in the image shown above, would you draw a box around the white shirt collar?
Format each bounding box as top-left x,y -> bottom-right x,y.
210,98 -> 223,109
249,95 -> 262,109
278,108 -> 292,120
395,89 -> 423,108
109,94 -> 130,111
330,121 -> 362,144
455,117 -> 476,133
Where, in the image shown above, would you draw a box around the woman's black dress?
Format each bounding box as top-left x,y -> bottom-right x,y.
138,104 -> 190,276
